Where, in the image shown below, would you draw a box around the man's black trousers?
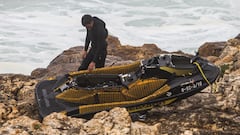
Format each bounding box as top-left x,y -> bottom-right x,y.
78,49 -> 107,71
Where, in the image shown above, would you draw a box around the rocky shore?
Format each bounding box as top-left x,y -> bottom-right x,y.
0,34 -> 239,135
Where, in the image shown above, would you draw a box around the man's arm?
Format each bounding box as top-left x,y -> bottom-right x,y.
84,30 -> 91,51
92,27 -> 107,63
82,30 -> 91,59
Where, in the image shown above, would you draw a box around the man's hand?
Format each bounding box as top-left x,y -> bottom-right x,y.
88,62 -> 96,71
82,50 -> 87,59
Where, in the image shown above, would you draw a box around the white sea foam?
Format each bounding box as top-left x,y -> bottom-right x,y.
0,0 -> 240,75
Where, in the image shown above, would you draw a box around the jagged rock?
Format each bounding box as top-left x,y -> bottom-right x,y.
216,74 -> 240,112
107,35 -> 167,60
106,35 -> 121,50
0,108 -> 160,135
0,116 -> 41,135
105,55 -> 133,67
204,55 -> 220,63
80,107 -> 132,135
131,122 -> 160,135
107,43 -> 166,61
31,68 -> 48,79
214,38 -> 240,74
0,74 -> 38,126
198,41 -> 226,57
234,33 -> 240,39
0,102 -> 19,124
40,112 -> 86,134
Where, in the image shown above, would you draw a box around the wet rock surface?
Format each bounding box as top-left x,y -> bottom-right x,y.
1,34 -> 240,134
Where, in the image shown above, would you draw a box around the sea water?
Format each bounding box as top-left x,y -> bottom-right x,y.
0,0 -> 240,75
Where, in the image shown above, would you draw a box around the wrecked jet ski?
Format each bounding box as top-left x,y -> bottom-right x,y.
35,54 -> 220,118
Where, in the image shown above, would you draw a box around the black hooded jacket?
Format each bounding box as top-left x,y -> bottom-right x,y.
84,17 -> 108,63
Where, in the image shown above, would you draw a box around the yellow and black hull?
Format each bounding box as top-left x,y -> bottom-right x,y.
35,54 -> 220,118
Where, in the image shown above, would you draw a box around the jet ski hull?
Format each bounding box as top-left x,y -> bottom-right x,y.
35,54 -> 220,118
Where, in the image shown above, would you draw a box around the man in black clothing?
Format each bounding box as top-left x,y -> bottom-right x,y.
78,14 -> 108,71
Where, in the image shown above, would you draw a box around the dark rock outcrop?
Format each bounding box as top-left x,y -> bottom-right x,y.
235,33 -> 240,39
198,41 -> 226,57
